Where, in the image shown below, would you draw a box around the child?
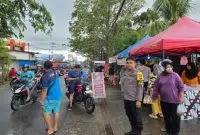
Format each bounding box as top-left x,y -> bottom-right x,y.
148,73 -> 163,119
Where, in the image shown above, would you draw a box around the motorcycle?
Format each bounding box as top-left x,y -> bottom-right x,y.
65,81 -> 95,114
10,75 -> 41,111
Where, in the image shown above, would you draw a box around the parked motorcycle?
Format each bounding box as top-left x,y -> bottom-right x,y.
66,82 -> 95,114
10,76 -> 41,111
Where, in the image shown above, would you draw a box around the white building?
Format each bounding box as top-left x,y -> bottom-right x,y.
9,50 -> 37,71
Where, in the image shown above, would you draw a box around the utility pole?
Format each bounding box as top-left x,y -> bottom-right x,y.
27,43 -> 30,60
49,49 -> 51,60
98,0 -> 126,61
51,42 -> 56,61
27,43 -> 30,52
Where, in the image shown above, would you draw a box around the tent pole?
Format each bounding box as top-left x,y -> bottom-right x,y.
162,50 -> 165,60
191,54 -> 193,62
196,48 -> 197,63
162,39 -> 165,60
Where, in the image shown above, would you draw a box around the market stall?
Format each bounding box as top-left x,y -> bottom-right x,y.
117,35 -> 151,59
128,17 -> 200,121
130,17 -> 200,56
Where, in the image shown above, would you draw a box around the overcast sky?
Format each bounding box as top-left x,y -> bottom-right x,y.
22,0 -> 200,54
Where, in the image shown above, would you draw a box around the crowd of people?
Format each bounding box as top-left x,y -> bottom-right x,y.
8,62 -> 91,135
120,57 -> 200,135
8,58 -> 200,135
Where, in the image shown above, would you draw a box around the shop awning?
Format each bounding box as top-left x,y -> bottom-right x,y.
117,35 -> 151,59
130,17 -> 200,56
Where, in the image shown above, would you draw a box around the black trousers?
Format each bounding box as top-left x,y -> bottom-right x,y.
142,82 -> 148,102
124,100 -> 143,133
161,101 -> 180,135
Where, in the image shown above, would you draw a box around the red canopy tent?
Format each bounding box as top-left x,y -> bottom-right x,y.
130,17 -> 200,56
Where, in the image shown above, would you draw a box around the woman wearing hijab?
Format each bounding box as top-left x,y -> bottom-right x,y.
181,62 -> 200,86
152,59 -> 184,135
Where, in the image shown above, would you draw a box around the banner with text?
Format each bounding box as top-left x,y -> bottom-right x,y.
92,72 -> 106,99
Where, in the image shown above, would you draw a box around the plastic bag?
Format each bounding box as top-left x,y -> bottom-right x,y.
177,104 -> 187,116
143,95 -> 152,104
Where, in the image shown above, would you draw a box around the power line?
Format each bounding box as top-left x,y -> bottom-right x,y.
30,46 -> 50,50
25,41 -> 67,43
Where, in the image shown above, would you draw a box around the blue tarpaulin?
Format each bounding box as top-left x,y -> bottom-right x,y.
19,60 -> 35,66
117,35 -> 151,59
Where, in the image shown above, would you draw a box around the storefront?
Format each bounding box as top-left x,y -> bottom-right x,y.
5,39 -> 25,52
9,50 -> 36,70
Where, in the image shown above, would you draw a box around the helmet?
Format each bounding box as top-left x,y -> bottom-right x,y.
161,59 -> 173,67
22,64 -> 29,69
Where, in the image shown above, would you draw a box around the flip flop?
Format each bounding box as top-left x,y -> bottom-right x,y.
54,128 -> 58,132
46,129 -> 54,135
47,131 -> 54,135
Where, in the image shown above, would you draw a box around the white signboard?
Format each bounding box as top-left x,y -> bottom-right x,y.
117,58 -> 126,65
94,61 -> 105,64
109,56 -> 117,63
92,72 -> 106,99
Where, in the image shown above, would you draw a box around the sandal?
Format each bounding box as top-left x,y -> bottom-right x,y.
47,131 -> 54,135
54,128 -> 58,133
46,129 -> 54,135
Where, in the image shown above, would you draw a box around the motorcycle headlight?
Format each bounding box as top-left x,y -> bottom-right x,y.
15,88 -> 22,94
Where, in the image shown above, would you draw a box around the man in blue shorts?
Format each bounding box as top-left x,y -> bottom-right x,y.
40,61 -> 63,135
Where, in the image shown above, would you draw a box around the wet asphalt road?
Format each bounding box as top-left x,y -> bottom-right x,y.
0,78 -> 68,135
1,78 -> 200,135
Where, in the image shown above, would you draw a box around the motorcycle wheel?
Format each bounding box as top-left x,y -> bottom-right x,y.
85,96 -> 95,114
10,95 -> 21,111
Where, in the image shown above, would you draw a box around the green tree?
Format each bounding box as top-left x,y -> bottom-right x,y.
134,9 -> 169,36
153,0 -> 192,24
0,0 -> 54,38
134,0 -> 191,37
69,0 -> 144,60
0,39 -> 12,83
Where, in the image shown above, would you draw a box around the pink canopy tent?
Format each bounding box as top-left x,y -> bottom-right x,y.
130,17 -> 200,56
